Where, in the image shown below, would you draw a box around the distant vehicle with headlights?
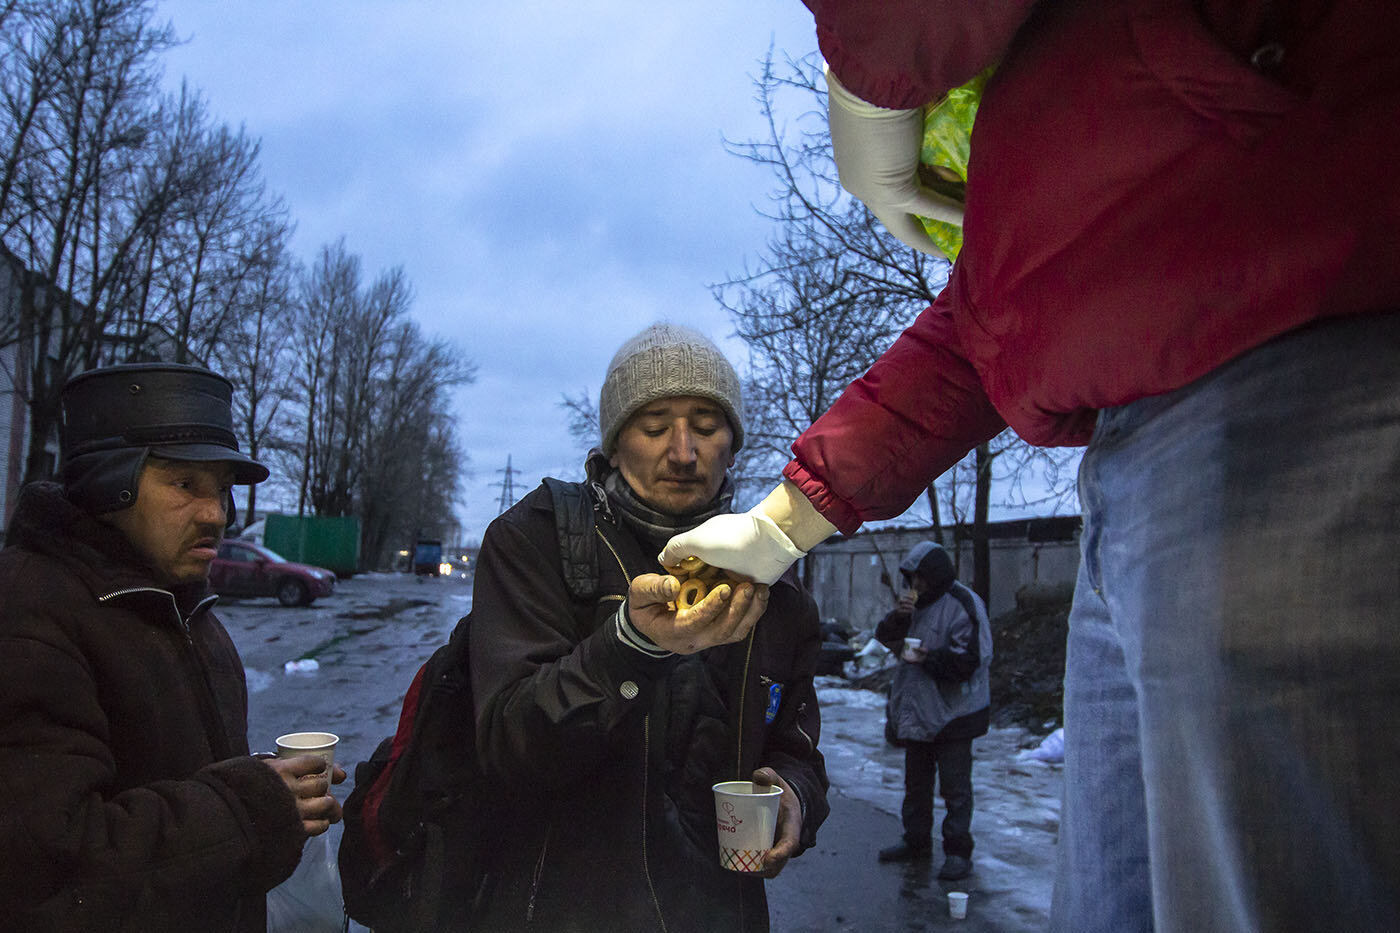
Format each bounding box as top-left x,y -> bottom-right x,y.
412,539 -> 443,577
210,540 -> 337,607
439,556 -> 471,580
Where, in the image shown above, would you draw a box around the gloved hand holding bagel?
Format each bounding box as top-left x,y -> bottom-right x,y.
659,480 -> 836,586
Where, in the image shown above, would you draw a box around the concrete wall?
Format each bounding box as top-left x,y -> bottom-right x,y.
804,524 -> 1081,631
0,252 -> 32,534
0,340 -> 19,533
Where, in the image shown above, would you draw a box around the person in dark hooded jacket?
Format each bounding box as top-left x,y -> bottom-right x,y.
873,541 -> 991,882
468,323 -> 828,932
0,363 -> 343,932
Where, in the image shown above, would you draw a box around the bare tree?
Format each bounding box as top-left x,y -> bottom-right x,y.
559,388 -> 599,458
0,2 -> 479,564
148,89 -> 278,365
357,328 -> 472,568
289,239 -> 356,513
0,1 -> 292,491
0,0 -> 181,482
722,49 -> 1078,601
212,215 -> 295,525
283,239 -> 475,568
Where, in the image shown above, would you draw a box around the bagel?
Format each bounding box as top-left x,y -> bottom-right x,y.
676,577 -> 708,611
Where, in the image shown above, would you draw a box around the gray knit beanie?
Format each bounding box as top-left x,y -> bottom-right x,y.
599,322 -> 745,456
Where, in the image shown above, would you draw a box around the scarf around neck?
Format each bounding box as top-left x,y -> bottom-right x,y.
595,461 -> 735,556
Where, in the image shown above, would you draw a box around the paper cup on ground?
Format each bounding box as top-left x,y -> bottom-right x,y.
712,781 -> 783,872
275,731 -> 338,768
948,891 -> 969,919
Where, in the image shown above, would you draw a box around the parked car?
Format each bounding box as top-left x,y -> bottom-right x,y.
209,540 -> 337,607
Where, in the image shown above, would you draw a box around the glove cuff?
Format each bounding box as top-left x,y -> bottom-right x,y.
747,509 -> 809,584
756,479 -> 838,554
824,62 -> 918,119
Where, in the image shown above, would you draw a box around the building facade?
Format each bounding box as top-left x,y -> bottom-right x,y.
805,516 -> 1082,629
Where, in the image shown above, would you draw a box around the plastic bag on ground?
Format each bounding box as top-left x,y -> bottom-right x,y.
1021,726 -> 1065,764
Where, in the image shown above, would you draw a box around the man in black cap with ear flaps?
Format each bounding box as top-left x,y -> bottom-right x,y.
0,363 -> 343,932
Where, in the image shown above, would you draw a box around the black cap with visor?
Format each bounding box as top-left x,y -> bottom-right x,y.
60,362 -> 268,516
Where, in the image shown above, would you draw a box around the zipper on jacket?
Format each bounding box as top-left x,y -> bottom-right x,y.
594,527 -> 630,582
526,823 -> 551,926
593,526 -> 669,931
98,587 -> 218,637
795,702 -> 815,756
641,713 -> 669,933
734,627 -> 756,777
99,586 -> 233,760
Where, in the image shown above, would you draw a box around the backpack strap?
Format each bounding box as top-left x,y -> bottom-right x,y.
543,477 -> 602,601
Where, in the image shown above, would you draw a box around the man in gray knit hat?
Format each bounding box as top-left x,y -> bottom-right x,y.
465,322 -> 829,931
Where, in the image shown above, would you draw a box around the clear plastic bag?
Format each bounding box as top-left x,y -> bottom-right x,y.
266,830 -> 347,932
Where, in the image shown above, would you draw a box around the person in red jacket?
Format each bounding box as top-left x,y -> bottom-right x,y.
663,2 -> 1400,930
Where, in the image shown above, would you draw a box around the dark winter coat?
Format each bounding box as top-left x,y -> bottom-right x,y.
876,544 -> 991,744
0,483 -> 305,932
469,480 -> 829,932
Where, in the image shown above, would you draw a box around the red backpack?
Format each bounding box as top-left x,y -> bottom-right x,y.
337,615 -> 489,931
338,478 -> 602,930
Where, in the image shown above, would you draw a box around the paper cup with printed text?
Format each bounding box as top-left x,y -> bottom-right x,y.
275,731 -> 338,768
712,781 -> 783,873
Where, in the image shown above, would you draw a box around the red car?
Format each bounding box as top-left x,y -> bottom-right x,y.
209,540 -> 336,607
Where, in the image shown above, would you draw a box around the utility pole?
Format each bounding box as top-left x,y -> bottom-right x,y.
495,455 -> 523,515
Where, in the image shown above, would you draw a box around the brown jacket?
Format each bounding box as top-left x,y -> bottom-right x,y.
0,483 -> 304,932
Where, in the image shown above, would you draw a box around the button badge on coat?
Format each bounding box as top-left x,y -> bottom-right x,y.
764,682 -> 784,723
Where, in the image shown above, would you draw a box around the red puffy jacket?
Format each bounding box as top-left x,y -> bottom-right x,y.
788,0 -> 1400,533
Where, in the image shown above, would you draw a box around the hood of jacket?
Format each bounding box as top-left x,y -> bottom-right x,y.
899,540 -> 957,601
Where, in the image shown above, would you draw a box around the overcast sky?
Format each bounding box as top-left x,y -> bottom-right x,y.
157,1 -> 835,542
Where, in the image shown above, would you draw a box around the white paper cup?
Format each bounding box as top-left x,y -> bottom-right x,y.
275,731 -> 339,768
903,636 -> 923,652
948,891 -> 969,920
712,781 -> 783,872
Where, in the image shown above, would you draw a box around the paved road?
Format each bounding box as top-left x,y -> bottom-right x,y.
221,572 -> 471,930
218,572 -> 1062,931
780,688 -> 1060,931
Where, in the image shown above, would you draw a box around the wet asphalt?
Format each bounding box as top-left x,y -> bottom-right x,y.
217,572 -> 1061,931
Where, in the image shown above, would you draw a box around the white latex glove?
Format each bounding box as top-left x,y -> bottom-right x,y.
659,510 -> 805,586
825,64 -> 964,257
660,480 -> 838,586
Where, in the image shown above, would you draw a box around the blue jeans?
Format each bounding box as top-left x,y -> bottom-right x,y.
1050,313 -> 1400,932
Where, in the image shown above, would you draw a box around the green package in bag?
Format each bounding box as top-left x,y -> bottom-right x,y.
917,68 -> 991,261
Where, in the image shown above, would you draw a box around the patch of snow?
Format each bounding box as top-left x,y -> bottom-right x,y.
1019,726 -> 1065,763
815,678 -> 887,709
